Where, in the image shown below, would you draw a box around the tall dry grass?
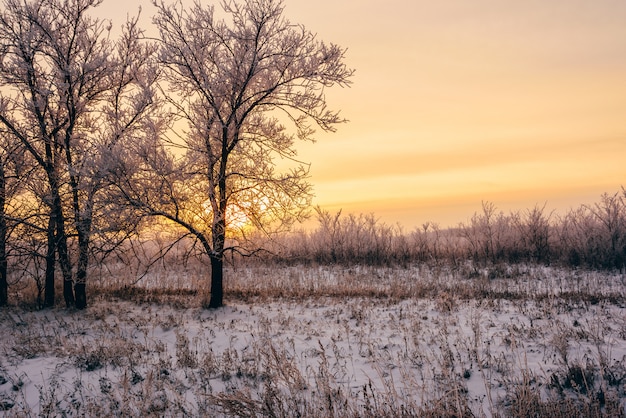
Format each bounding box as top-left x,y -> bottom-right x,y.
258,190 -> 626,272
2,265 -> 625,417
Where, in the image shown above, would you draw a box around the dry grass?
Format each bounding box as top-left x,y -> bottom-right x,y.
1,263 -> 625,417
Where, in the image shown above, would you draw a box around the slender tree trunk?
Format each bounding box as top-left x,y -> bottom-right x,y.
208,253 -> 223,309
58,248 -> 74,307
0,162 -> 7,307
57,225 -> 75,308
49,188 -> 74,308
42,152 -> 75,307
74,282 -> 86,309
74,220 -> 91,310
0,242 -> 6,308
67,141 -> 90,309
74,240 -> 88,309
44,212 -> 56,308
207,150 -> 228,309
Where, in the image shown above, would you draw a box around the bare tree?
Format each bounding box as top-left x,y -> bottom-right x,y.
513,203 -> 553,263
135,0 -> 353,308
0,156 -> 7,307
0,124 -> 36,307
60,12 -> 160,309
587,192 -> 626,269
0,0 -> 159,308
0,136 -> 24,306
0,0 -> 69,306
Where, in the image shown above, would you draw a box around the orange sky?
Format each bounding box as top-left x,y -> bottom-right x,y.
285,0 -> 626,228
102,0 -> 626,229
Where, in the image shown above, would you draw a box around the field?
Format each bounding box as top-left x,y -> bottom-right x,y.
1,263 -> 625,417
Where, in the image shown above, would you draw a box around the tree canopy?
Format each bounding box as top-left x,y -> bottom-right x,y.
0,0 -> 354,308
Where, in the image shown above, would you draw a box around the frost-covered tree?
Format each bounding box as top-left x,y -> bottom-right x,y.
0,155 -> 7,307
0,0 -> 159,308
0,0 -> 72,306
0,135 -> 24,307
0,134 -> 37,307
142,0 -> 353,308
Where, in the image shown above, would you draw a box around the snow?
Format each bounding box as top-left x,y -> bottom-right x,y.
1,266 -> 625,416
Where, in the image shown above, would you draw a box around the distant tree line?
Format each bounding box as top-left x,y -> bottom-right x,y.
268,189 -> 626,272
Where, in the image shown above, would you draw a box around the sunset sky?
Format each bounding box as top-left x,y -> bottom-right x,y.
103,0 -> 626,228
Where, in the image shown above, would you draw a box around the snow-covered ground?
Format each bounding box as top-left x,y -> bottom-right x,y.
1,265 -> 625,416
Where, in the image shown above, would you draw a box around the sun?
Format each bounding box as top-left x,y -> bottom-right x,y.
200,199 -> 255,233
227,204 -> 251,231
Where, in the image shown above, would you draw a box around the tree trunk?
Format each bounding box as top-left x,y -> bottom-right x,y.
45,167 -> 74,308
52,199 -> 74,308
68,145 -> 91,310
0,162 -> 6,307
44,213 -> 56,308
207,254 -> 223,309
74,233 -> 90,310
0,260 -> 5,307
74,282 -> 86,309
59,244 -> 75,308
0,239 -> 5,307
71,191 -> 93,310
